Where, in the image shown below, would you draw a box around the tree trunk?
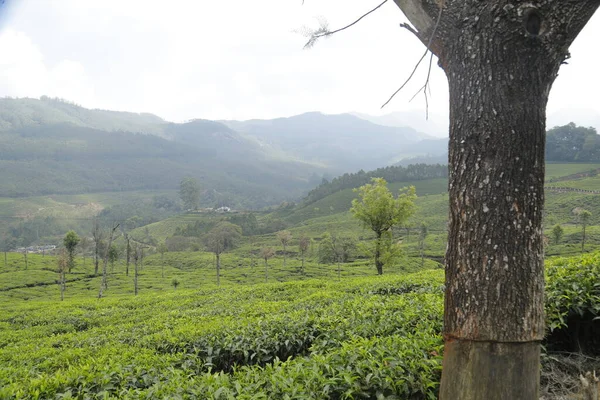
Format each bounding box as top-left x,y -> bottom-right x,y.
125,235 -> 130,276
94,246 -> 99,275
441,20 -> 552,399
24,251 -> 28,270
216,252 -> 221,286
282,244 -> 286,267
301,252 -> 305,273
374,232 -> 383,275
134,253 -> 139,296
60,270 -> 65,301
390,1 -> 599,398
582,224 -> 587,252
265,259 -> 268,283
99,224 -> 118,298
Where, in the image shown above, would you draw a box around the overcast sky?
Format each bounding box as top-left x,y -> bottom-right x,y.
1,0 -> 599,133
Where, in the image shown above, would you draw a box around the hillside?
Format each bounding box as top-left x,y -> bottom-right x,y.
223,112 -> 441,172
0,98 -> 453,208
0,96 -> 165,136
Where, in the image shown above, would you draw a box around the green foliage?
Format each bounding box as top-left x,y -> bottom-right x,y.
351,179 -> 417,237
318,232 -> 357,264
63,230 -> 80,272
545,253 -> 600,331
0,270 -> 444,399
0,251 -> 597,399
204,222 -> 243,256
552,224 -> 564,245
546,123 -> 600,162
179,177 -> 201,211
351,178 -> 416,274
304,164 -> 447,205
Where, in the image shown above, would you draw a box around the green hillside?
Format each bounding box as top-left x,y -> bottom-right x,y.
0,97 -> 165,135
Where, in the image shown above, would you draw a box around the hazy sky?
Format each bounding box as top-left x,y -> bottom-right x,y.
1,0 -> 599,131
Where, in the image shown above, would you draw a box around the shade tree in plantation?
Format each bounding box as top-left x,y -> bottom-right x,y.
157,242 -> 168,278
91,220 -> 104,276
552,224 -> 564,246
179,177 -> 200,211
578,209 -> 592,252
63,230 -> 80,273
260,246 -> 275,283
108,245 -> 119,272
298,235 -> 310,273
350,178 -> 416,275
419,223 -> 428,267
276,230 -> 292,267
203,222 -> 242,286
99,223 -> 119,298
56,249 -> 68,301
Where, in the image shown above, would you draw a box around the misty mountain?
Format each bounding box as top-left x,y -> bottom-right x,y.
0,99 -> 326,208
0,98 -> 454,208
351,111 -> 449,138
222,112 -> 438,173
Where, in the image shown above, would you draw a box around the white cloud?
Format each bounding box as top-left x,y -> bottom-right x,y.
0,0 -> 598,129
0,28 -> 95,105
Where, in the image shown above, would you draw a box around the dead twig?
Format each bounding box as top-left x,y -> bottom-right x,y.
381,4 -> 444,110
298,0 -> 388,49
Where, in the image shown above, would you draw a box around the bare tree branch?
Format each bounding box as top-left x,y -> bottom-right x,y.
298,0 -> 388,49
381,4 -> 443,109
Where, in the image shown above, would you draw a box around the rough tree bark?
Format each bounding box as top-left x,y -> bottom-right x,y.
391,1 -> 599,398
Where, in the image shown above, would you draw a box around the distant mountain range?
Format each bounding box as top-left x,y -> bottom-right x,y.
0,97 -> 448,207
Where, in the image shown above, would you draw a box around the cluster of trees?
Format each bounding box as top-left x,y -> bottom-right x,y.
304,164 -> 446,205
546,123 -> 600,162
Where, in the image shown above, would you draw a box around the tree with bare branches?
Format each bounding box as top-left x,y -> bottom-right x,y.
276,230 -> 292,267
304,1 -> 599,398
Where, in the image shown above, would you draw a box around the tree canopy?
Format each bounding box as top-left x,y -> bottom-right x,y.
180,177 -> 201,211
350,178 -> 416,274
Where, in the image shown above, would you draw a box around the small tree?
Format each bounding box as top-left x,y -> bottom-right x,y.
260,247 -> 275,283
552,224 -> 564,246
298,235 -> 310,273
419,223 -> 428,267
171,278 -> 180,290
56,249 -> 68,301
92,220 -> 104,276
108,245 -> 119,272
124,232 -> 131,276
133,244 -> 139,296
179,177 -> 201,211
579,210 -> 592,252
350,178 -> 416,275
98,223 -> 119,298
157,242 -> 168,278
204,222 -> 242,286
276,230 -> 292,267
79,236 -> 90,265
63,231 -> 80,273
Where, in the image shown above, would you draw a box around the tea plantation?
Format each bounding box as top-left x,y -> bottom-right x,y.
1,253 -> 598,399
